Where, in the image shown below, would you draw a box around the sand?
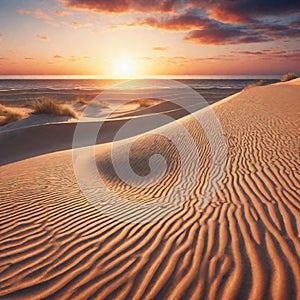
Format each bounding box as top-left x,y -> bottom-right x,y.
0,79 -> 299,299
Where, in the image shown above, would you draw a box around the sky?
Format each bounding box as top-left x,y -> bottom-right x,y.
0,0 -> 299,76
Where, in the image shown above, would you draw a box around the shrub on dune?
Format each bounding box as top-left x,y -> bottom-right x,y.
0,104 -> 23,126
281,73 -> 298,82
32,99 -> 77,118
243,79 -> 267,90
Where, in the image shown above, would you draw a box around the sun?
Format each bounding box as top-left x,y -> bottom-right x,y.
111,57 -> 138,78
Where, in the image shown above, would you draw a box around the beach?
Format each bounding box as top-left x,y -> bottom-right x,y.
0,78 -> 299,299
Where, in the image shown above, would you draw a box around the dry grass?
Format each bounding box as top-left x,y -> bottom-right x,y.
32,99 -> 77,118
243,80 -> 267,90
0,104 -> 23,126
75,98 -> 89,105
281,73 -> 298,82
131,98 -> 164,107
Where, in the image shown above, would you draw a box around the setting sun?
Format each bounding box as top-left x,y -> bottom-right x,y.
111,58 -> 138,78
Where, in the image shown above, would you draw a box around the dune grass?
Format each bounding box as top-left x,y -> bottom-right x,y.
243,80 -> 267,90
32,99 -> 77,118
281,73 -> 298,82
75,97 -> 89,105
0,104 -> 23,126
130,98 -> 164,107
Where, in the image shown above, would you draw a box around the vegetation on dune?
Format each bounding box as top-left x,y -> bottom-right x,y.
32,99 -> 77,118
0,104 -> 23,126
281,73 -> 298,82
243,79 -> 267,90
75,97 -> 89,105
130,98 -> 165,107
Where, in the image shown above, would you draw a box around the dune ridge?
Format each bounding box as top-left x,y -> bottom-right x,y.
0,80 -> 299,299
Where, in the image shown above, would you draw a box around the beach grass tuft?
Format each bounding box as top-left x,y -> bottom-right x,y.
75,97 -> 89,105
281,73 -> 298,82
32,99 -> 77,118
243,79 -> 267,90
0,104 -> 23,126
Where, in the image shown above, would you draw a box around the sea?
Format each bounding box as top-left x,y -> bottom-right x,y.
0,75 -> 280,106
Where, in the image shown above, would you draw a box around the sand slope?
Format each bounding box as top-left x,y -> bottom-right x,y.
0,100 -> 192,165
0,80 -> 299,299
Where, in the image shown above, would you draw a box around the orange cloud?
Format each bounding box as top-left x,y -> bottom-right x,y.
62,21 -> 83,28
37,34 -> 48,41
17,9 -> 51,21
62,0 -> 178,14
71,21 -> 82,27
69,55 -> 90,61
52,54 -> 90,61
153,47 -> 168,51
53,10 -> 72,17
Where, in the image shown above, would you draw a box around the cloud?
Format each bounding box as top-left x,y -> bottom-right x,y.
62,21 -> 89,28
232,50 -> 286,56
185,23 -> 272,45
17,9 -> 52,21
108,12 -> 212,31
183,19 -> 274,45
61,0 -> 300,48
231,49 -> 300,61
52,54 -> 90,61
269,28 -> 300,39
139,56 -> 153,61
153,47 -> 168,51
107,11 -> 220,37
231,50 -> 265,56
61,0 -> 181,14
17,8 -> 58,26
70,21 -> 82,27
139,55 -> 240,66
140,56 -> 190,65
291,18 -> 300,28
274,50 -> 300,60
53,10 -> 72,16
135,12 -> 211,31
37,34 -> 48,41
117,10 -> 299,46
197,0 -> 300,24
61,0 -> 300,23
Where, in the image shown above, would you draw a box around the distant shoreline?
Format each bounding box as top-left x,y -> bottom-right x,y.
0,74 -> 282,80
0,78 -> 278,106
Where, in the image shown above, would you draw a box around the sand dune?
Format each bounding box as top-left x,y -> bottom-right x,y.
0,99 -> 193,165
0,80 -> 299,299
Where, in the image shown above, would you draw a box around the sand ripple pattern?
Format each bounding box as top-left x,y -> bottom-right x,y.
0,82 -> 299,299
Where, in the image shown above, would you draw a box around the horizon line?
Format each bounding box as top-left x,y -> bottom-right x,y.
0,74 -> 285,80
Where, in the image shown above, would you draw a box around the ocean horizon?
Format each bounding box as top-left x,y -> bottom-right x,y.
0,75 -> 280,105
0,74 -> 282,80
